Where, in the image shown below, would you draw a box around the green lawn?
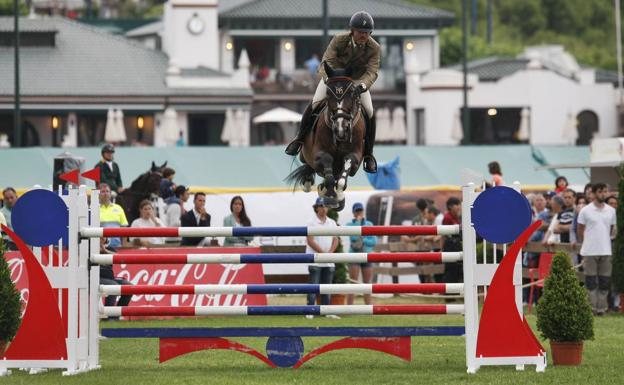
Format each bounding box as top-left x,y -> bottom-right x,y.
2,299 -> 623,385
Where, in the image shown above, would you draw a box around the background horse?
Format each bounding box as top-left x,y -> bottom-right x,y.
115,161 -> 167,223
287,63 -> 365,211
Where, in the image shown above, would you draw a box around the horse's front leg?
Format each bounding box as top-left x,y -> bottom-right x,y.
336,154 -> 358,205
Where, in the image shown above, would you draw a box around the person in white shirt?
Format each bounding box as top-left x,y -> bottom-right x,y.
577,183 -> 617,315
305,197 -> 339,317
130,200 -> 165,247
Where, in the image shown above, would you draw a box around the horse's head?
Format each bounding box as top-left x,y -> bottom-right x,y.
146,161 -> 167,193
323,62 -> 360,143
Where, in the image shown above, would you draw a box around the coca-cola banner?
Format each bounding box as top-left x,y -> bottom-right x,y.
4,247 -> 267,317
113,247 -> 267,308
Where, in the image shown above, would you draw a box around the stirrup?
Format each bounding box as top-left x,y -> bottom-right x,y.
363,155 -> 377,173
285,140 -> 303,156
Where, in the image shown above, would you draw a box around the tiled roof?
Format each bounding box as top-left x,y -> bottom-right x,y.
221,0 -> 454,19
449,57 -> 530,81
0,17 -> 250,98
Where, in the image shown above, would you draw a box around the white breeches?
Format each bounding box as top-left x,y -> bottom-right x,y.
312,81 -> 374,118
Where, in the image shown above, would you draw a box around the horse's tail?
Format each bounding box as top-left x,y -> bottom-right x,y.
285,164 -> 315,189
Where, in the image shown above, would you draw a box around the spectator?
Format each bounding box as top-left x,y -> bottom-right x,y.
606,195 -> 618,209
1,187 -> 17,249
554,176 -> 569,194
401,198 -> 429,243
95,144 -> 124,195
98,237 -> 132,320
159,167 -> 176,201
180,192 -> 210,246
304,54 -> 320,88
165,185 -> 189,228
0,210 -> 5,227
577,183 -> 617,315
425,204 -> 444,226
441,197 -> 462,283
99,183 -> 128,248
526,194 -> 551,269
488,161 -> 505,187
223,196 -> 254,246
584,183 -> 594,203
543,195 -> 564,244
1,187 -> 17,230
305,197 -> 339,318
554,189 -> 576,243
346,202 -> 377,305
130,200 -> 165,247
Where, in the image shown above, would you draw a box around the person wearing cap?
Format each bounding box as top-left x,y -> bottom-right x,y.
346,202 -> 377,305
305,197 -> 339,317
165,185 -> 190,228
95,143 -> 124,194
285,11 -> 380,173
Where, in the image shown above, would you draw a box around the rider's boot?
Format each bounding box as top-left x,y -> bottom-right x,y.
285,102 -> 314,156
362,114 -> 378,173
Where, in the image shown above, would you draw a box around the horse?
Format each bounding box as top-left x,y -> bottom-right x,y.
286,62 -> 366,211
115,161 -> 167,224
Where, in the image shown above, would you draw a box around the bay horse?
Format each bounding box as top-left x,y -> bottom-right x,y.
286,62 -> 365,211
115,161 -> 167,224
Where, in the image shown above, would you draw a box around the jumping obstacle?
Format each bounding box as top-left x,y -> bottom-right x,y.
0,183 -> 547,375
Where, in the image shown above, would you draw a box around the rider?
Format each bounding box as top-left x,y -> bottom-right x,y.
285,11 -> 380,173
96,143 -> 125,196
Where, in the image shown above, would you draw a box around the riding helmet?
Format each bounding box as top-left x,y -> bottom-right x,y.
101,143 -> 115,154
349,11 -> 374,33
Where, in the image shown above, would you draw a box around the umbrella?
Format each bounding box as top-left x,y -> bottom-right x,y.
389,106 -> 407,142
104,108 -> 126,143
451,109 -> 463,142
563,112 -> 578,144
162,107 -> 179,145
220,108 -> 235,144
234,109 -> 250,147
374,107 -> 391,142
252,107 -> 302,124
518,108 -> 530,141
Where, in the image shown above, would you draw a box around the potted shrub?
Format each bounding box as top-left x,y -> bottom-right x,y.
536,251 -> 594,366
0,239 -> 22,354
612,164 -> 624,312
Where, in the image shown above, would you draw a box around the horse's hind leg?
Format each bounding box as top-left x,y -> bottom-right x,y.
314,151 -> 337,205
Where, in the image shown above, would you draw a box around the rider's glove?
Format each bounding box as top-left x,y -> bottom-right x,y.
355,83 -> 367,94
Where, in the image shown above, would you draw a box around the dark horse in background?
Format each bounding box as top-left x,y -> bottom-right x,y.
115,161 -> 167,224
287,63 -> 366,211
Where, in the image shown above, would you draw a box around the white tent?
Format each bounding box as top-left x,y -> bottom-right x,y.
253,107 -> 302,124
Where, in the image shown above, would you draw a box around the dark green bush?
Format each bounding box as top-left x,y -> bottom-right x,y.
0,239 -> 22,342
536,252 -> 594,342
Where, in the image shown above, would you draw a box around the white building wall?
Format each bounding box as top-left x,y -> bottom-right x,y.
408,66 -> 617,145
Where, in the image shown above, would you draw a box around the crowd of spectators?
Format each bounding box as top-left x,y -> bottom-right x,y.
0,149 -> 621,315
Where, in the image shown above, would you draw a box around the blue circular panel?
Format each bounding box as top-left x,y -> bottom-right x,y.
12,189 -> 69,247
266,336 -> 304,368
471,186 -> 532,244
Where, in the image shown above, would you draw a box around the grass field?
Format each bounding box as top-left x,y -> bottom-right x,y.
2,296 -> 623,385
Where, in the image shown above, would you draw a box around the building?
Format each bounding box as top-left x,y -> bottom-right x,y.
407,45 -> 619,146
0,0 -> 253,148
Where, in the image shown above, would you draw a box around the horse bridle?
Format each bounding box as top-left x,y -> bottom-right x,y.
325,77 -> 362,143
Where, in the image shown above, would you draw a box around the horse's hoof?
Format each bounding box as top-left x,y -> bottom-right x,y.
303,181 -> 313,193
323,197 -> 338,208
317,185 -> 327,197
336,199 -> 345,212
